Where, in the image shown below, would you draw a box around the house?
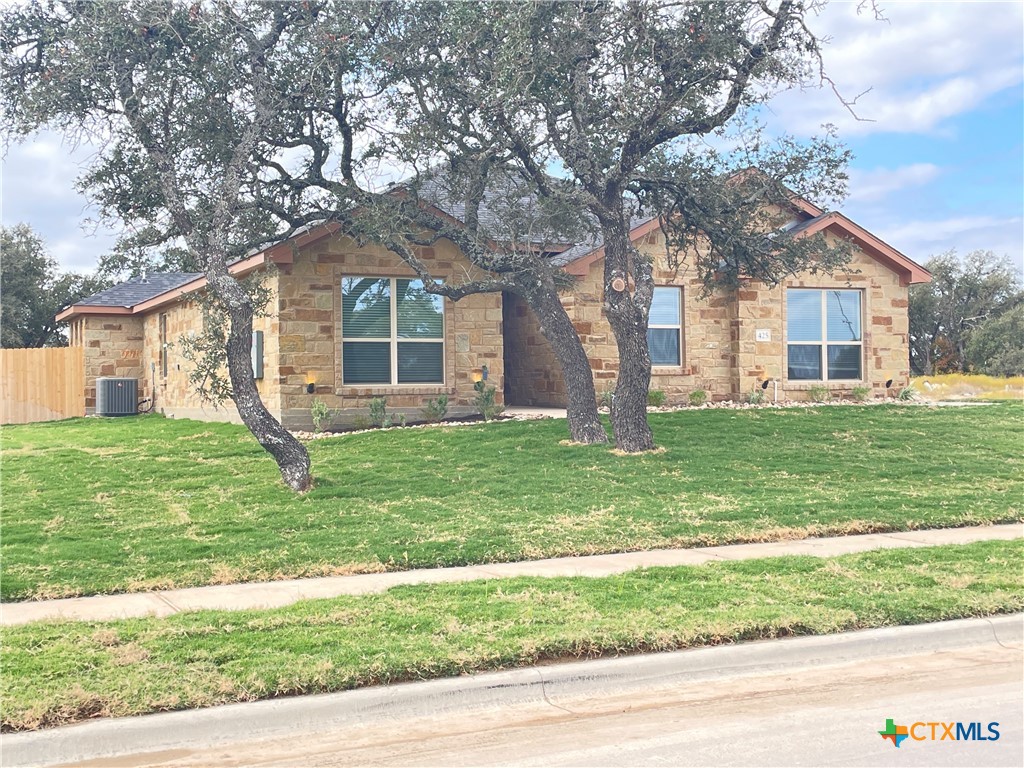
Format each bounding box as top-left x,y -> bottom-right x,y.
57,190 -> 930,429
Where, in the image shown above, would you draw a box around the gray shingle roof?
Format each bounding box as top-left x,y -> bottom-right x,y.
549,214 -> 657,266
75,272 -> 202,308
412,170 -> 579,247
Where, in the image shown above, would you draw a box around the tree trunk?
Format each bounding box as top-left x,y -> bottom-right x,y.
224,301 -> 312,493
601,226 -> 655,452
520,282 -> 607,444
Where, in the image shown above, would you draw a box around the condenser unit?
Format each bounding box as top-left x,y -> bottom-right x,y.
95,377 -> 138,416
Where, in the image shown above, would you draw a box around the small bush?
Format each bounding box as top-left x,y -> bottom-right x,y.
310,398 -> 334,433
688,389 -> 708,406
599,381 -> 616,411
747,388 -> 766,405
369,397 -> 390,427
421,394 -> 449,423
352,415 -> 371,430
473,381 -> 504,421
850,385 -> 872,402
807,385 -> 831,403
647,389 -> 667,407
897,385 -> 916,401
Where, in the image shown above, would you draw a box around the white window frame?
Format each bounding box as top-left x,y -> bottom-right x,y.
340,276 -> 446,386
786,288 -> 864,382
649,286 -> 683,367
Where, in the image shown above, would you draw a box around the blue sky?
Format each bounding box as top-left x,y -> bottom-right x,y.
2,1 -> 1022,274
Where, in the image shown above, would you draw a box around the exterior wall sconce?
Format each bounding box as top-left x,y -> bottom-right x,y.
306,373 -> 316,394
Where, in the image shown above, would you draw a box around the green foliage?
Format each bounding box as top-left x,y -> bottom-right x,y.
421,394 -> 449,423
747,388 -> 767,405
909,250 -> 1024,374
897,385 -> 916,401
850,386 -> 872,403
600,381 -> 616,411
0,224 -> 111,348
647,389 -> 667,407
473,380 -> 504,421
807,385 -> 831,403
966,304 -> 1024,377
688,389 -> 708,406
353,415 -> 371,430
369,397 -> 390,428
310,398 -> 335,434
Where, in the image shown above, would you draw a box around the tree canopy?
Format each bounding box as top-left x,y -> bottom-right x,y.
0,224 -> 111,348
909,250 -> 1023,375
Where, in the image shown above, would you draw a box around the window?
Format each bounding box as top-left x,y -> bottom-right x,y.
341,277 -> 445,385
159,313 -> 168,378
648,287 -> 682,366
787,289 -> 862,381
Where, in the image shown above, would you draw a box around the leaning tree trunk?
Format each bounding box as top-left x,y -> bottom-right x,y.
601,226 -> 655,452
212,272 -> 312,492
520,283 -> 608,444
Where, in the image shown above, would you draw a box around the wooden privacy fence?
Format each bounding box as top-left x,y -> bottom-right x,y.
1,347 -> 85,425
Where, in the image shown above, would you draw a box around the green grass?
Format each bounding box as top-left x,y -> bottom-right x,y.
2,403 -> 1021,600
2,540 -> 1021,731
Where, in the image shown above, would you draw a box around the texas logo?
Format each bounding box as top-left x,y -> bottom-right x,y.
879,718 -> 1000,748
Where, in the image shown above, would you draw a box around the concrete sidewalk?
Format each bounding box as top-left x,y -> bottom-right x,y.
2,524 -> 1020,626
4,614 -> 1021,768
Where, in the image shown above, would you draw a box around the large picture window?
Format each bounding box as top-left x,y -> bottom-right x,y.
341,277 -> 445,385
648,287 -> 682,366
787,289 -> 862,381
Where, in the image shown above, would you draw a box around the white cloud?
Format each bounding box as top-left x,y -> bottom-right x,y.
873,214 -> 1024,265
1,132 -> 119,273
847,163 -> 942,203
766,1 -> 1024,135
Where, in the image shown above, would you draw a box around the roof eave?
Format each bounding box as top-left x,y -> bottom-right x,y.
56,238 -> 303,323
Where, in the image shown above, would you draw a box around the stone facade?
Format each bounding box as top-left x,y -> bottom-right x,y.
72,316 -> 145,411
501,229 -> 911,406
69,219 -> 914,423
275,234 -> 503,430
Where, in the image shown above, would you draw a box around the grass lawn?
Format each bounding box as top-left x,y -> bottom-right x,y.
1,403 -> 1021,600
2,540 -> 1021,731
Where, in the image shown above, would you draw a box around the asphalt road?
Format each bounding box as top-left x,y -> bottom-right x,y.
64,640 -> 1022,768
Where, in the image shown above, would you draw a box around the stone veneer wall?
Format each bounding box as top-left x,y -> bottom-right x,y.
503,229 -> 911,406
502,292 -> 566,406
138,280 -> 281,423
74,316 -> 145,412
276,233 -> 503,431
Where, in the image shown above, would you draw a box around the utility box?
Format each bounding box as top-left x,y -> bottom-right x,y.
95,377 -> 138,416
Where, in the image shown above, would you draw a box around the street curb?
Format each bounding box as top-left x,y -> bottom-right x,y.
3,614 -> 1021,768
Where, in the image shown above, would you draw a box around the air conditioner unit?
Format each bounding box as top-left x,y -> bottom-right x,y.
96,377 -> 138,416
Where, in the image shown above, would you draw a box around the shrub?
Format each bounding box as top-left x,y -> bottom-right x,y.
421,394 -> 449,423
807,385 -> 831,403
599,381 -> 616,411
850,385 -> 872,402
897,385 -> 916,401
688,389 -> 708,406
369,397 -> 390,427
747,388 -> 766,405
473,381 -> 504,421
647,389 -> 667,407
352,415 -> 371,430
310,398 -> 334,434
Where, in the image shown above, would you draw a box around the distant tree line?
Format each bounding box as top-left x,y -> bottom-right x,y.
0,224 -> 112,348
909,250 -> 1024,377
